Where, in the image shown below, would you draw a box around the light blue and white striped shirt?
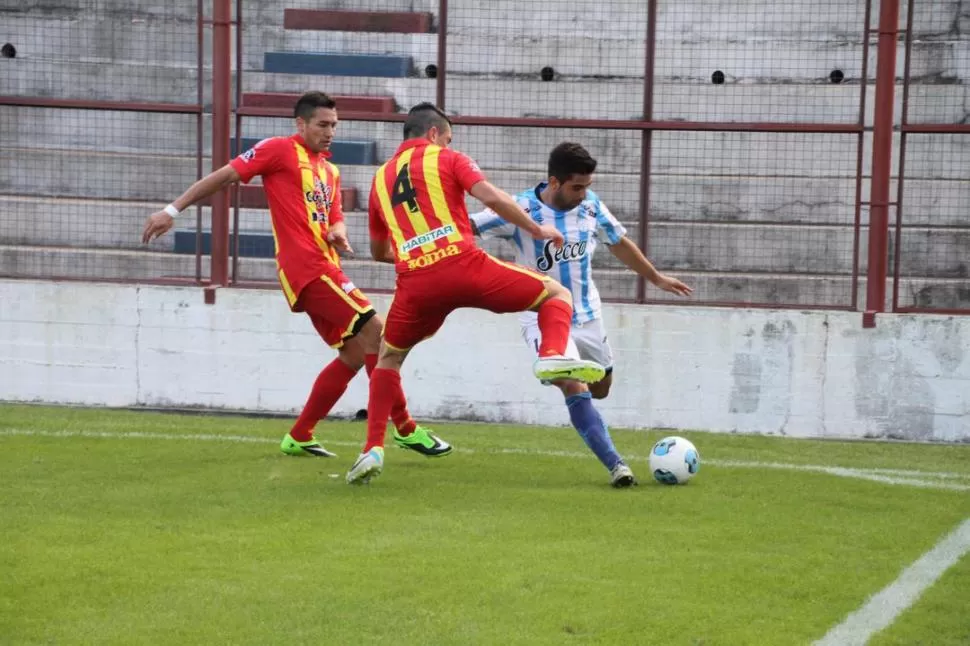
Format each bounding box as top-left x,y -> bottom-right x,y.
472,182 -> 626,324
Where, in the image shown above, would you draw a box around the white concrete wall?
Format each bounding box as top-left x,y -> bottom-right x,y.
1,279 -> 967,442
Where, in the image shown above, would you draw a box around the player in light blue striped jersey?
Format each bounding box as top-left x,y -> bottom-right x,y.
471,142 -> 691,487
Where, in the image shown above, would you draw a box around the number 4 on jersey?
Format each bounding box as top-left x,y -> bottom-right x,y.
390,166 -> 419,213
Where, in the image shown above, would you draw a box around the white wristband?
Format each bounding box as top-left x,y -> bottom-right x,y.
163,204 -> 180,218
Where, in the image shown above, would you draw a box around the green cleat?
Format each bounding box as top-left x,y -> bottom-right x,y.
392,425 -> 453,457
280,433 -> 337,458
533,356 -> 606,384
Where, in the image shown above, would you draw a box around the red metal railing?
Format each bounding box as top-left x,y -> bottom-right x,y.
228,0 -> 878,314
0,0 -> 208,286
891,0 -> 970,315
2,0 -> 965,324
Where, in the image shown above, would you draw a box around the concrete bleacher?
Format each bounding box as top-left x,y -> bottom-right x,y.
2,136 -> 968,304
2,185 -> 966,280
1,0 -> 968,307
5,4 -> 967,81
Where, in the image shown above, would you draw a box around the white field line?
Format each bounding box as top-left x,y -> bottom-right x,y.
815,518 -> 970,646
1,427 -> 969,492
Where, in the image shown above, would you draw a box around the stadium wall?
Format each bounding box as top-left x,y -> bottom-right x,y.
1,279 -> 967,442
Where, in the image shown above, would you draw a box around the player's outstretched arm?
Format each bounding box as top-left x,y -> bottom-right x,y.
608,236 -> 693,297
468,181 -> 563,247
141,164 -> 241,243
469,209 -> 516,240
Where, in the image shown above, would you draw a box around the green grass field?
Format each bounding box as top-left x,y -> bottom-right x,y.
2,403 -> 969,645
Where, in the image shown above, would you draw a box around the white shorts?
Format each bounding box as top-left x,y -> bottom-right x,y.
521,316 -> 614,373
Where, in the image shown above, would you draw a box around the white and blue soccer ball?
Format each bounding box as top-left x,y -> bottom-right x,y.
649,436 -> 700,485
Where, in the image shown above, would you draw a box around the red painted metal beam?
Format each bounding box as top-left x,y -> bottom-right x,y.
236,105 -> 865,133
242,92 -> 396,113
209,0 -> 232,287
0,96 -> 201,113
283,9 -> 433,33
862,0 -> 901,328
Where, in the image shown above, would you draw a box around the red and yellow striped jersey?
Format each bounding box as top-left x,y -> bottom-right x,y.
368,138 -> 486,272
230,135 -> 344,307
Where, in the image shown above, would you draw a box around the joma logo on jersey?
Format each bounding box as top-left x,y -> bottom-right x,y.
536,239 -> 588,271
407,244 -> 460,269
400,224 -> 456,253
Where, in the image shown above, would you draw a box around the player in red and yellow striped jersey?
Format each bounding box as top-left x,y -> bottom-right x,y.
142,92 -> 451,460
345,103 -> 608,484
368,126 -> 482,273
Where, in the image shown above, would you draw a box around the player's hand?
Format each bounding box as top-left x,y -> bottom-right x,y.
142,211 -> 175,244
327,222 -> 354,254
532,223 -> 564,248
653,273 -> 693,297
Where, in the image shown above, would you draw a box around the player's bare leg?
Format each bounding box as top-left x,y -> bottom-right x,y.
340,316 -> 380,368
587,371 -> 613,400
530,283 -> 606,384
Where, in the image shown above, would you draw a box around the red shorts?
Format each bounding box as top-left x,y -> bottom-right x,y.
292,267 -> 375,349
383,249 -> 551,351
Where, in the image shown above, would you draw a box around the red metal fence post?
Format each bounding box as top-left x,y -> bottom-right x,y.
892,0 -> 916,313
863,0 -> 901,328
195,0 -> 205,284
231,0 -> 245,285
850,0 -> 874,311
636,0 -> 658,304
209,0 -> 233,289
436,0 -> 448,110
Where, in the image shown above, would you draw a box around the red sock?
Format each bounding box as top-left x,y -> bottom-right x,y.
289,358 -> 358,441
364,368 -> 403,452
365,354 -> 416,436
537,297 -> 573,357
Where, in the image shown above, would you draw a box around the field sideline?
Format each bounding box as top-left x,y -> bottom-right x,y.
2,403 -> 969,645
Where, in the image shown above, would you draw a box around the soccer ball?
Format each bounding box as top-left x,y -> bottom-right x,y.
649,436 -> 700,485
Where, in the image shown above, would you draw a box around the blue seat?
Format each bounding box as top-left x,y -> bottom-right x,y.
264,51 -> 412,78
174,229 -> 276,259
